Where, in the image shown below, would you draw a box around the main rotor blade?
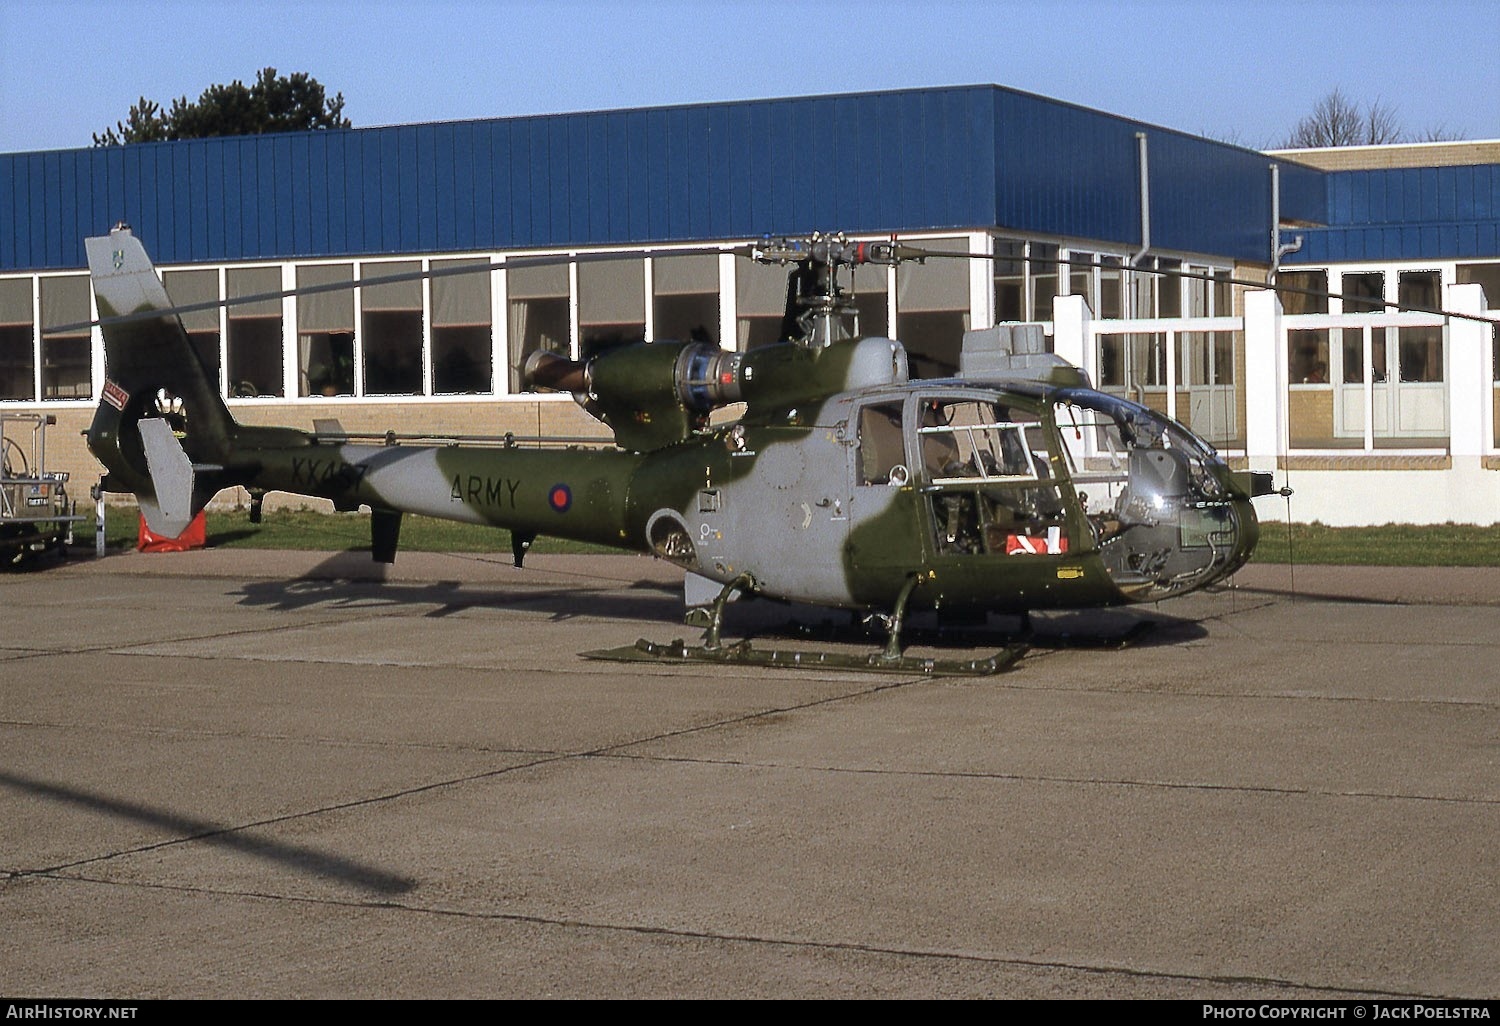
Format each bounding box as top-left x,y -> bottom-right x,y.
912,247 -> 1498,326
51,233 -> 1497,333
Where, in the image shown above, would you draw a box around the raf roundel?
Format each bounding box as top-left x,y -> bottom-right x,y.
548,483 -> 573,514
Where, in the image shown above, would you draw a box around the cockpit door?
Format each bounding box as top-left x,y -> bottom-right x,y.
910,394 -> 1074,562
845,398 -> 926,593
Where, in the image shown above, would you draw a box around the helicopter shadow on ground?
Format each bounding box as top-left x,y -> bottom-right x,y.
231,549 -> 690,625
746,605 -> 1209,655
230,551 -> 1208,653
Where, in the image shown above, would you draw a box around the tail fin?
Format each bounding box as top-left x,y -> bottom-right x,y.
86,225 -> 238,536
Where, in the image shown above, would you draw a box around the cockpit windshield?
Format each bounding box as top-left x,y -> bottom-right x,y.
1050,387 -> 1249,600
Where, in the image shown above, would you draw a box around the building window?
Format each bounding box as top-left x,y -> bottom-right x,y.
1066,250 -> 1097,314
226,268 -> 283,398
1030,242 -> 1059,321
1099,256 -> 1126,319
297,264 -> 355,397
1281,270 -> 1330,385
994,240 -> 1024,321
578,258 -> 644,359
1156,259 -> 1182,318
1342,271 -> 1384,313
39,275 -> 91,400
735,258 -> 787,351
361,261 -> 423,396
847,261 -> 889,339
0,278 -> 34,401
1397,271 -> 1442,383
226,267 -> 283,398
431,259 -> 492,394
896,237 -> 969,377
507,262 -> 569,392
652,254 -> 719,345
163,269 -> 221,392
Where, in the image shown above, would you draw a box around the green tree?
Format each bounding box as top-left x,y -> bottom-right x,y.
94,68 -> 350,145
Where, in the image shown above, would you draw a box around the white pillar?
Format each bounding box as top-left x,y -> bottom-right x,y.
1243,288 -> 1283,473
1051,293 -> 1091,379
491,257 -> 508,396
1446,282 -> 1489,459
280,265 -> 298,400
968,231 -> 994,331
718,251 -> 737,351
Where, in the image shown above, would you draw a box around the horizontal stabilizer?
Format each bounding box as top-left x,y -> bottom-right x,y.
137,417 -> 196,538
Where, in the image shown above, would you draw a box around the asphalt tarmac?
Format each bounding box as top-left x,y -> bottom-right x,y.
1,549 -> 1497,999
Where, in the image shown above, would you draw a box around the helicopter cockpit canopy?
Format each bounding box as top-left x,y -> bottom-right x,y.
1050,387 -> 1252,599
855,385 -> 1251,602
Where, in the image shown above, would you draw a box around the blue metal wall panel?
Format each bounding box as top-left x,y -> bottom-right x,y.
0,159 -> 14,268
58,152 -> 82,268
124,148 -> 148,259
1317,165 -> 1500,229
181,142 -> 199,258
6,86 -> 1498,272
621,112 -> 646,241
638,109 -> 663,239
268,137 -> 289,255
467,122 -> 491,248
600,114 -> 625,241
456,122 -> 477,251
202,142 -> 222,259
39,153 -> 57,268
688,104 -> 714,238
318,133 -> 339,255
224,139 -> 245,260
397,127 -> 420,252
521,117 -> 542,244
375,130 -> 395,252
286,135 -> 308,255
576,115 -> 601,244
1290,219 -> 1500,263
570,114 -> 594,242
432,122 -> 454,251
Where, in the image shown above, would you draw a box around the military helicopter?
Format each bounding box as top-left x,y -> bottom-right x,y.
83,224 -> 1274,674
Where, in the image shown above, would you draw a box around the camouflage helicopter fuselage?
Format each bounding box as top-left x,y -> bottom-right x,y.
85,227 -> 1261,624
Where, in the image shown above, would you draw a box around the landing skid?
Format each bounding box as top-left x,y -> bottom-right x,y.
583,637 -> 1029,677
789,612 -> 1158,654
582,574 -> 1151,678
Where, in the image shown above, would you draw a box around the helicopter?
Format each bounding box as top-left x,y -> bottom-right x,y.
83,224 -> 1275,674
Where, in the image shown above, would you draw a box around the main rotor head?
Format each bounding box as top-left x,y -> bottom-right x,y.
749,231 -> 932,349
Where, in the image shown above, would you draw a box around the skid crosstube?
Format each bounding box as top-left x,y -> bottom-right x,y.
584,638 -> 1030,677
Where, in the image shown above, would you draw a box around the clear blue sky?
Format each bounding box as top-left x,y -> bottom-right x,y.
2,0 -> 1495,155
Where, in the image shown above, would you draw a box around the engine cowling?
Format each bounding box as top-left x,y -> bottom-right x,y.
524,341 -> 742,452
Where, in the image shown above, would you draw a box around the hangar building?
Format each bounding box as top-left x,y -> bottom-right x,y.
2,85 -> 1497,524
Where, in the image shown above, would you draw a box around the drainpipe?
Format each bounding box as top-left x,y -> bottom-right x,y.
1132,132 -> 1151,266
1269,164 -> 1304,282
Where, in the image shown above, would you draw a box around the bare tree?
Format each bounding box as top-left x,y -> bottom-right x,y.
1283,88 -> 1406,147
1362,97 -> 1402,145
1415,123 -> 1468,143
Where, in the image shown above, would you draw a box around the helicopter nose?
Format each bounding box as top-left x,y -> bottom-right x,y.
1221,496 -> 1261,578
1097,493 -> 1259,603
